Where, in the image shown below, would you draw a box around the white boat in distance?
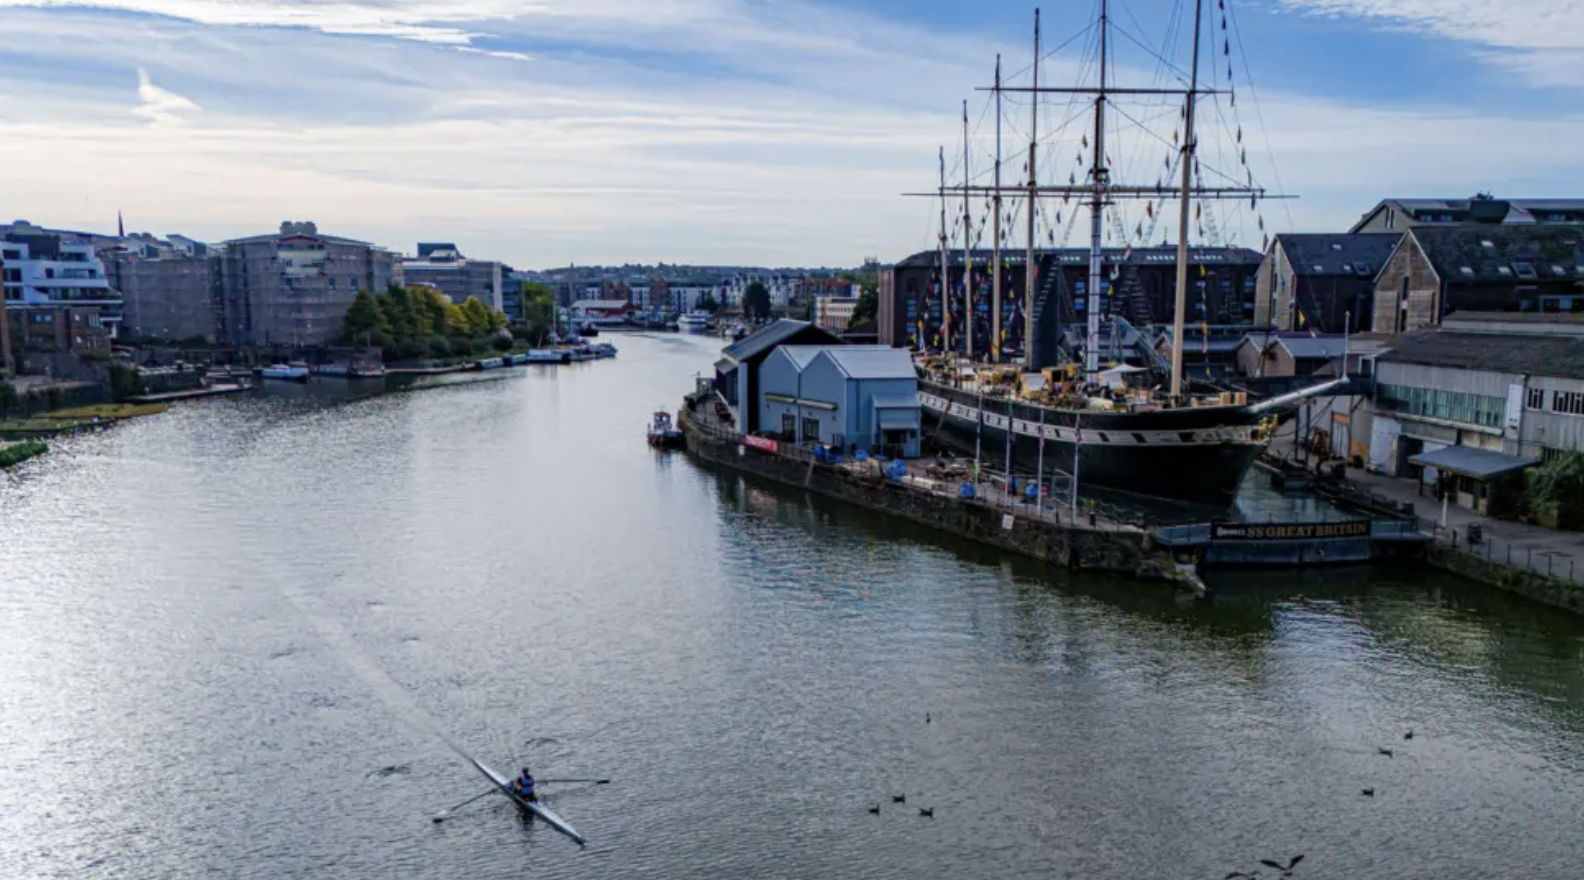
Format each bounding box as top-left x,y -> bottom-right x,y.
676,312 -> 710,333
258,362 -> 310,382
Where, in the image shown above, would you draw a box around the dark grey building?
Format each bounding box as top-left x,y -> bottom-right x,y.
217,222 -> 401,347
1372,226 -> 1584,335
879,246 -> 1263,357
403,243 -> 503,314
1253,233 -> 1401,334
102,235 -> 218,342
1351,196 -> 1584,233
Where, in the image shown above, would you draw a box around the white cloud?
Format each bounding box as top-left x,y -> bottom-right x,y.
1273,0 -> 1584,85
0,1 -> 1582,267
133,67 -> 200,124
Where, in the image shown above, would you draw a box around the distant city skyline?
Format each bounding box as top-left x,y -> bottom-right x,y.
1,0 -> 1581,267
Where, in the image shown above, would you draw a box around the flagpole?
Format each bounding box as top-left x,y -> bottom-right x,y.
1036,407 -> 1046,517
1070,412 -> 1081,521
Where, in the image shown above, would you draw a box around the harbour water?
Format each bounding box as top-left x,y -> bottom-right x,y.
4,333 -> 1584,879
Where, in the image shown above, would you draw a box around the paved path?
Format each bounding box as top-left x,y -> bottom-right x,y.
1270,420 -> 1584,582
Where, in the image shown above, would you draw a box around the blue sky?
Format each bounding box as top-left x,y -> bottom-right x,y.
0,0 -> 1580,268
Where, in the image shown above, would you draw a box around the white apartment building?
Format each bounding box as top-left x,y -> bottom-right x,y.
1,221 -> 123,335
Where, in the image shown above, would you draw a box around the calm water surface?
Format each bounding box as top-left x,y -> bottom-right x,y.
3,334 -> 1584,879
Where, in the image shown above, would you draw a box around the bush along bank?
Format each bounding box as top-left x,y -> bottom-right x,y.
0,442 -> 48,469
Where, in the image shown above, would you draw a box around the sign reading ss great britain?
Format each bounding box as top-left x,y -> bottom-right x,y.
1211,521 -> 1371,541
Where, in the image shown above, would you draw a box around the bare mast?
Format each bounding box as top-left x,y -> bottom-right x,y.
1024,9 -> 1040,371
1084,0 -> 1110,384
962,100 -> 974,363
1170,0 -> 1205,399
992,55 -> 1003,363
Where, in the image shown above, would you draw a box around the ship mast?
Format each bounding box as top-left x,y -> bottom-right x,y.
939,146 -> 950,357
1024,9 -> 1040,372
1169,0 -> 1205,400
1084,0 -> 1110,384
961,100 -> 974,363
992,55 -> 1003,363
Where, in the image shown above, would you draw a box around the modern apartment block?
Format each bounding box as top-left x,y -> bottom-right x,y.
1,220 -> 124,336
217,222 -> 401,346
402,243 -> 503,313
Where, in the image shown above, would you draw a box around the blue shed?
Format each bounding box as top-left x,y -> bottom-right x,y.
713,320 -> 840,434
755,345 -> 921,458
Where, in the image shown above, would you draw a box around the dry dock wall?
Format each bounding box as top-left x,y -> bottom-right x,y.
1428,545 -> 1584,616
681,411 -> 1154,577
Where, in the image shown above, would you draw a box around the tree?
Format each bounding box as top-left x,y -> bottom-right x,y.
0,380 -> 18,418
459,297 -> 494,337
697,293 -> 720,313
1526,451 -> 1584,527
850,286 -> 878,325
743,281 -> 772,320
342,289 -> 387,344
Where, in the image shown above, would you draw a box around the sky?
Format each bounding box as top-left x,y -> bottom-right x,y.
0,0 -> 1581,269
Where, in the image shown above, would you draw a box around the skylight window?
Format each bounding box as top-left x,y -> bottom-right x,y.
1460,266 -> 1475,276
1553,264 -> 1568,276
1331,243 -> 1343,251
1481,240 -> 1496,249
1513,262 -> 1538,279
1342,264 -> 1354,273
1498,266 -> 1514,276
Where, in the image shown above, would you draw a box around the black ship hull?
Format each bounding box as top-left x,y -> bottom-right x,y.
920,381 -> 1265,506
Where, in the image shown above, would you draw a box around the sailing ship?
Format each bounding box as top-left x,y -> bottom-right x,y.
912,1 -> 1333,506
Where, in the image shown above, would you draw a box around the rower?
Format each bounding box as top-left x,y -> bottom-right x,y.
516,767 -> 536,802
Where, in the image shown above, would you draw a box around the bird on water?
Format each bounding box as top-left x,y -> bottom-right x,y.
868,804 -> 880,815
1404,729 -> 1414,740
918,808 -> 934,818
1361,788 -> 1375,797
1379,747 -> 1394,758
892,794 -> 906,803
1260,854 -> 1305,876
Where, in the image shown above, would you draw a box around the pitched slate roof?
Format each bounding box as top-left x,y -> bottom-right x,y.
821,346 -> 918,380
1379,330 -> 1584,380
721,319 -> 839,364
1409,226 -> 1584,285
1276,233 -> 1401,278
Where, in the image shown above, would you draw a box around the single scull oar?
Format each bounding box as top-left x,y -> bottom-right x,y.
468,756 -> 587,846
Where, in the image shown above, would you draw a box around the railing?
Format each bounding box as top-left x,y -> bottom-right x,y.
681,405 -> 1139,533
1428,525 -> 1583,586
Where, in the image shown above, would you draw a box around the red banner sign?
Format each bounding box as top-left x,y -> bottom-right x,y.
743,435 -> 779,454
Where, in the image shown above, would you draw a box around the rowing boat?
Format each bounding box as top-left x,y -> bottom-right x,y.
467,756 -> 587,846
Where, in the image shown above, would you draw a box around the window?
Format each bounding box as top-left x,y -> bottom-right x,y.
1459,266 -> 1474,277
1396,277 -> 1411,334
1313,265 -> 1324,273
1480,239 -> 1495,249
1552,264 -> 1568,277
1513,262 -> 1537,279
1341,264 -> 1354,274
1551,390 -> 1584,417
802,417 -> 819,441
1376,383 -> 1506,428
1385,209 -> 1395,230
1527,386 -> 1546,410
1354,262 -> 1373,276
1331,243 -> 1343,251
781,413 -> 795,436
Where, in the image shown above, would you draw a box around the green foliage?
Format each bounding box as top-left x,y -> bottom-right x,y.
342,289 -> 389,344
0,380 -> 18,417
850,286 -> 878,326
107,363 -> 145,402
1525,451 -> 1584,528
0,441 -> 49,469
354,285 -> 510,363
490,334 -> 514,352
743,281 -> 772,320
697,292 -> 719,313
839,269 -> 880,326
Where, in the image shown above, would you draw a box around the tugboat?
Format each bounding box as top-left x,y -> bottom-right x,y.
577,321 -> 600,338
647,411 -> 685,449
